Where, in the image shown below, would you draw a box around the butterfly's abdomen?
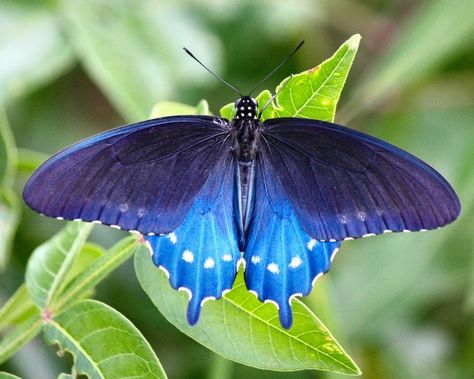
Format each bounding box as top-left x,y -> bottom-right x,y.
235,160 -> 256,249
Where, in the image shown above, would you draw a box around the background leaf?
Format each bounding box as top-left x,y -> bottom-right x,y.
0,285 -> 37,331
135,247 -> 360,375
0,372 -> 22,379
43,299 -> 167,379
151,100 -> 210,118
61,0 -> 221,121
343,0 -> 474,121
25,223 -> 93,311
0,316 -> 42,365
0,2 -> 74,101
0,106 -> 18,269
54,236 -> 138,312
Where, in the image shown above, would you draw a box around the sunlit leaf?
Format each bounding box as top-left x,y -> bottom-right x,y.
0,315 -> 42,365
135,247 -> 360,374
0,2 -> 74,101
275,34 -> 360,122
43,299 -> 167,378
25,223 -> 93,311
62,0 -> 221,121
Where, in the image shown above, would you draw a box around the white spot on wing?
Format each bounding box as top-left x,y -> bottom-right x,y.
204,257 -> 215,269
168,232 -> 177,244
357,211 -> 367,221
267,263 -> 279,274
222,253 -> 232,262
119,203 -> 129,212
289,256 -> 302,269
182,249 -> 194,263
56,216 -> 64,220
110,224 -> 121,230
307,239 -> 317,251
251,255 -> 261,264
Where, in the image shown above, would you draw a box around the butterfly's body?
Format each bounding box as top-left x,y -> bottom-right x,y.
23,94 -> 460,329
231,96 -> 261,247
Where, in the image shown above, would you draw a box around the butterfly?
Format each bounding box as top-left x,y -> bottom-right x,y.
23,45 -> 461,329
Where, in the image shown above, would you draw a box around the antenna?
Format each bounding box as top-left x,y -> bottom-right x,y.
183,47 -> 242,97
248,40 -> 304,96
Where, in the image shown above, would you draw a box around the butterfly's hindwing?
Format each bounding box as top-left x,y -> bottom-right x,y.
244,160 -> 340,329
260,118 -> 461,241
145,155 -> 240,325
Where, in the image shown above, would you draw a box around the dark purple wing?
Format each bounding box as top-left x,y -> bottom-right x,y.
260,118 -> 461,241
23,115 -> 232,235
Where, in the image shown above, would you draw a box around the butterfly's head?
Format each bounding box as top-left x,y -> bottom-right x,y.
234,96 -> 258,120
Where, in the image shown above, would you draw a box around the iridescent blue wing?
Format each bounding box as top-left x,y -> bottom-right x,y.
244,160 -> 340,329
260,118 -> 461,242
23,116 -> 232,235
145,155 -> 240,325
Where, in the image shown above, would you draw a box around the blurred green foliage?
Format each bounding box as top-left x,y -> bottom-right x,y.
1,0 -> 474,378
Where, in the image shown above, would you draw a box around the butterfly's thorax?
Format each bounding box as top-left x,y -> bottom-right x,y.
231,96 -> 260,247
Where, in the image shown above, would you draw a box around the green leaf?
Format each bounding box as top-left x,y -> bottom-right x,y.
25,223 -> 93,311
255,89 -> 277,121
0,106 -> 19,269
62,242 -> 105,286
343,0 -> 474,120
62,0 -> 221,121
274,34 -> 360,122
43,299 -> 167,378
219,102 -> 235,120
151,100 -> 210,118
0,315 -> 42,365
0,190 -> 19,270
0,3 -> 74,101
0,284 -> 38,332
0,105 -> 16,188
135,247 -> 360,374
0,372 -> 22,379
53,236 -> 138,313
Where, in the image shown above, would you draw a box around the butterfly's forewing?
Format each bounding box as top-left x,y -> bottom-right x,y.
244,159 -> 340,328
23,116 -> 232,235
145,154 -> 240,324
260,118 -> 461,242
